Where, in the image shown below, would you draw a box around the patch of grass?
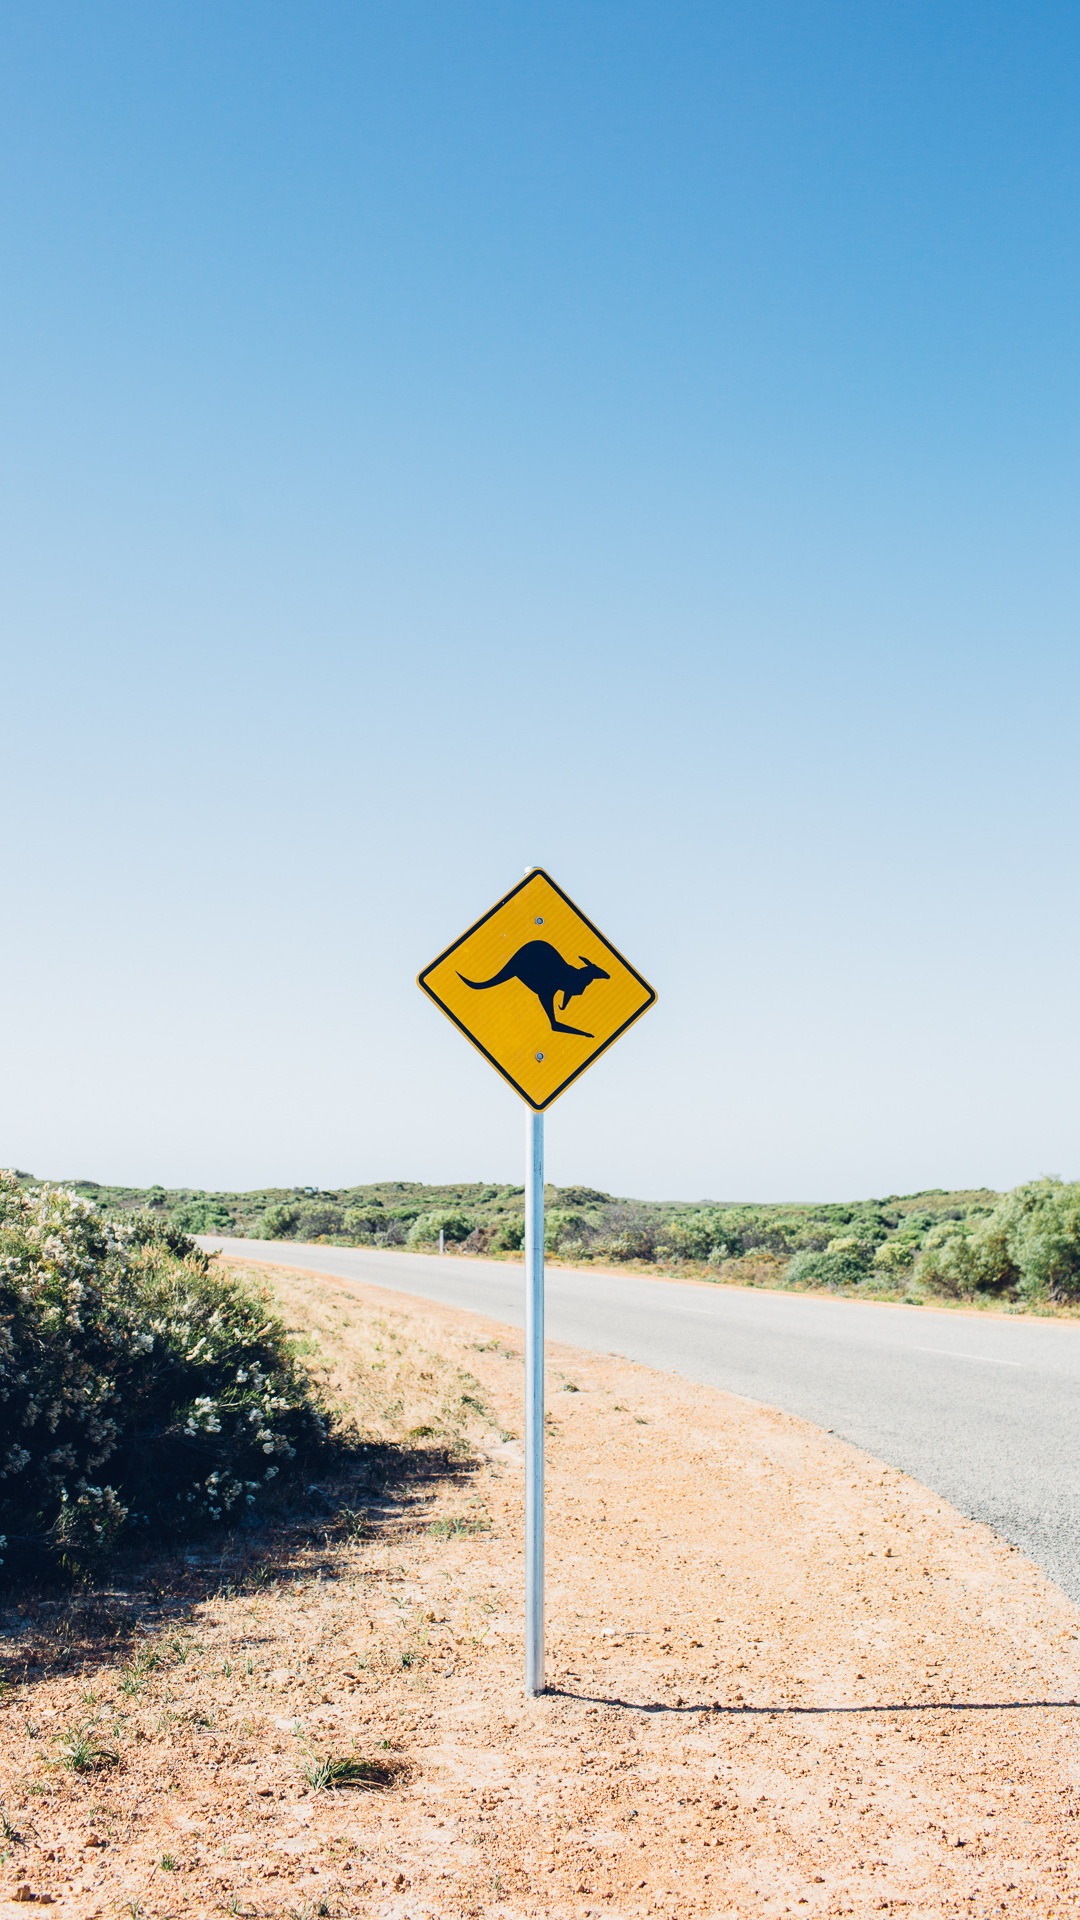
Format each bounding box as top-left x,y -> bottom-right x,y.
301,1754 -> 399,1792
428,1514 -> 491,1539
54,1729 -> 119,1773
0,1807 -> 22,1845
118,1647 -> 162,1696
334,1507 -> 373,1540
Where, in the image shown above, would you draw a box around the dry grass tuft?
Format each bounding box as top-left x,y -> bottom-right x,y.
300,1752 -> 402,1792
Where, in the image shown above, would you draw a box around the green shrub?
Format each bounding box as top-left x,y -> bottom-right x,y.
169,1195 -> 234,1236
736,1211 -> 809,1255
914,1220 -> 999,1296
342,1208 -> 383,1244
915,1179 -> 1080,1303
654,1210 -> 745,1263
0,1174 -> 328,1578
591,1225 -> 657,1263
257,1203 -> 301,1240
405,1210 -> 476,1249
872,1235 -> 921,1279
786,1237 -> 875,1290
294,1201 -> 344,1240
491,1218 -> 525,1252
544,1210 -> 591,1253
1007,1182 -> 1080,1300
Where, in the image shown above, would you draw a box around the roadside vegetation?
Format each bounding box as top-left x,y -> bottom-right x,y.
0,1173 -> 331,1582
13,1169 -> 1080,1315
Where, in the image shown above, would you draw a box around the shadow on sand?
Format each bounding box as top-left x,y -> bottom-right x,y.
548,1687 -> 1080,1716
0,1438 -> 476,1690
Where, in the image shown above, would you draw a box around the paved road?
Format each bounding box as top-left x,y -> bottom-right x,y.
205,1237 -> 1080,1606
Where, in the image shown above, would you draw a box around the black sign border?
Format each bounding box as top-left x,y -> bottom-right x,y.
417,868 -> 657,1111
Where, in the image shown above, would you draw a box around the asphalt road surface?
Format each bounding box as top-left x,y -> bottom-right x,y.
205,1238 -> 1080,1607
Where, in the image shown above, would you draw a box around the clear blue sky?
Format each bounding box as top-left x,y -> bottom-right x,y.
2,2 -> 1078,1201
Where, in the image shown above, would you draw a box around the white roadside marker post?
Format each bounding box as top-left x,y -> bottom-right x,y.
416,867 -> 655,1699
524,1107 -> 545,1694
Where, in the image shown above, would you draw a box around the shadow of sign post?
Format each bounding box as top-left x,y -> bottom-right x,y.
418,867 -> 657,1695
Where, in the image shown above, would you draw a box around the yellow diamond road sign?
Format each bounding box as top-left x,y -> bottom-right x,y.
418,869 -> 656,1111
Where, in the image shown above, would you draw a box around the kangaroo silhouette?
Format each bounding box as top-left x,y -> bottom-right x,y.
459,940 -> 610,1038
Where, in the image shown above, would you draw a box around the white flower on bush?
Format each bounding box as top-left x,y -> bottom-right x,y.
183,1396 -> 222,1436
69,1482 -> 129,1537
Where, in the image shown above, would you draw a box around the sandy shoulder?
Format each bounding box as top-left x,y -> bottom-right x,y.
0,1258 -> 1077,1920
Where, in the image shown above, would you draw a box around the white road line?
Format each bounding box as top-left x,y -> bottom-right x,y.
912,1346 -> 1024,1367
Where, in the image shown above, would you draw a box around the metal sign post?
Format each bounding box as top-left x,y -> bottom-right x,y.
524,1108 -> 545,1694
418,867 -> 655,1697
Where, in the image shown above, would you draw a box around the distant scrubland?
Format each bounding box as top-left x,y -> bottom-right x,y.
14,1170 -> 1080,1312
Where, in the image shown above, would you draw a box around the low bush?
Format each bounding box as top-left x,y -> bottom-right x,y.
0,1174 -> 328,1579
653,1209 -> 748,1263
590,1225 -> 658,1263
258,1199 -> 345,1241
293,1201 -> 344,1240
257,1202 -> 301,1240
1006,1181 -> 1080,1300
544,1209 -> 592,1253
169,1195 -> 234,1236
406,1210 -> 476,1249
342,1207 -> 384,1243
915,1179 -> 1080,1303
872,1235 -> 922,1280
786,1238 -> 875,1290
914,1220 -> 999,1297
